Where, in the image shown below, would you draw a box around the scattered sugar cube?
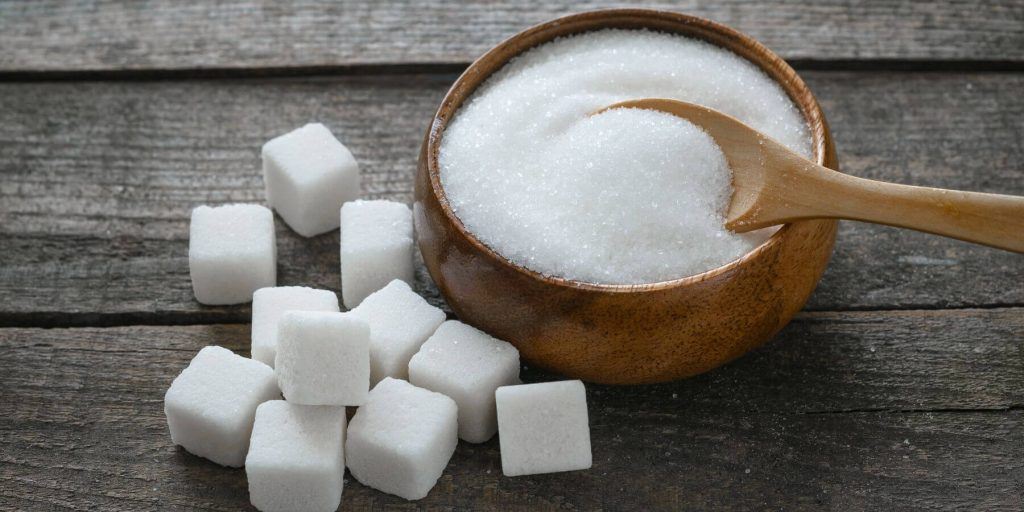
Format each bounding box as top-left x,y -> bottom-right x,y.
163,346 -> 279,467
262,123 -> 360,237
348,280 -> 445,385
188,204 -> 276,305
496,380 -> 592,476
246,401 -> 347,512
346,378 -> 457,500
339,200 -> 414,308
251,286 -> 340,367
409,320 -> 519,443
275,311 -> 370,406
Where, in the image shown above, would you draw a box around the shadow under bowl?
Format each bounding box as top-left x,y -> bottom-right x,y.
414,9 -> 838,385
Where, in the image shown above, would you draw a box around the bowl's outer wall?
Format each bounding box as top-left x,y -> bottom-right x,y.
414,9 -> 839,384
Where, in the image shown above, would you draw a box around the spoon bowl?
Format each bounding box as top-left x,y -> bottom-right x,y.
414,9 -> 838,384
604,98 -> 1024,252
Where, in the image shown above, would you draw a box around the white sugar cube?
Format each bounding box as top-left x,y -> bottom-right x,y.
164,346 -> 279,467
346,378 -> 457,500
246,401 -> 347,512
189,204 -> 276,305
496,380 -> 592,476
348,280 -> 446,385
409,320 -> 519,443
251,286 -> 340,367
262,123 -> 360,237
339,200 -> 414,308
275,311 -> 370,406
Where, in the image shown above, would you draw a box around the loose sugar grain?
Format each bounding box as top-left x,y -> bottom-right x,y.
439,29 -> 812,284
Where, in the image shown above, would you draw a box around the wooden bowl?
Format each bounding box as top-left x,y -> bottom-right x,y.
414,9 -> 838,384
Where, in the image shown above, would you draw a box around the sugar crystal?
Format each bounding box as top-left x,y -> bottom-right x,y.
439,30 -> 811,284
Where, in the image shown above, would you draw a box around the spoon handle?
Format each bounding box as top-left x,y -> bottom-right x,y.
737,164 -> 1024,253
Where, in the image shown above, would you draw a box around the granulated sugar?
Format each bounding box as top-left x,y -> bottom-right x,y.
439,30 -> 811,284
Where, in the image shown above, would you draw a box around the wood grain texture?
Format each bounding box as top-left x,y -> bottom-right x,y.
1,0 -> 1022,74
1,72 -> 1021,324
1,2 -> 1020,510
1,308 -> 1021,510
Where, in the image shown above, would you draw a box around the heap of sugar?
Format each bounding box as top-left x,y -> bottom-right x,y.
495,380 -> 592,476
188,204 -> 276,304
339,200 -> 414,308
251,286 -> 340,367
246,401 -> 347,512
346,378 -> 458,500
275,311 -> 371,406
439,29 -> 812,284
262,123 -> 360,237
348,279 -> 446,385
409,320 -> 520,443
164,346 -> 280,467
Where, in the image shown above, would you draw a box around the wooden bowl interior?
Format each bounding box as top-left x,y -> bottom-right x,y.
426,9 -> 830,291
416,9 -> 838,383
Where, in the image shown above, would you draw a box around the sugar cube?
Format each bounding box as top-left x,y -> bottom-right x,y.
339,200 -> 414,308
409,320 -> 519,443
246,401 -> 347,512
262,123 -> 360,237
346,378 -> 457,500
495,380 -> 592,476
164,346 -> 279,467
275,311 -> 370,406
348,280 -> 445,385
189,204 -> 276,305
251,286 -> 340,367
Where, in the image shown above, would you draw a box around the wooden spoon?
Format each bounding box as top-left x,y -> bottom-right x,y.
600,98 -> 1024,253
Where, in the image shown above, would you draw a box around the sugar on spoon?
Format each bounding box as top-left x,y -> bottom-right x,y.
598,98 -> 1024,253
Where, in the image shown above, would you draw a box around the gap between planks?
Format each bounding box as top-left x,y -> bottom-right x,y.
801,405 -> 1024,415
0,303 -> 1022,330
0,58 -> 1023,83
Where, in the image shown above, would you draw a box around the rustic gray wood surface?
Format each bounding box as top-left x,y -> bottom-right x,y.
2,73 -> 1021,325
0,1 -> 1021,510
2,310 -> 1022,510
2,0 -> 1023,72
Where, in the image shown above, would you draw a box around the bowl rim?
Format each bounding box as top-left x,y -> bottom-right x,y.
425,8 -> 830,293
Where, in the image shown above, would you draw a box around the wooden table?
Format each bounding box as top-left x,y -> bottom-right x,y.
1,2 -> 1022,510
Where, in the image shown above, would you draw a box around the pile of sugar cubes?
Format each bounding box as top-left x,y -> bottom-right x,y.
167,123 -> 593,511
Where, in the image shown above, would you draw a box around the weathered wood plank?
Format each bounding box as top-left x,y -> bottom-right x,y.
0,309 -> 1021,510
0,0 -> 1022,73
808,73 -> 1024,310
0,72 -> 1021,324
